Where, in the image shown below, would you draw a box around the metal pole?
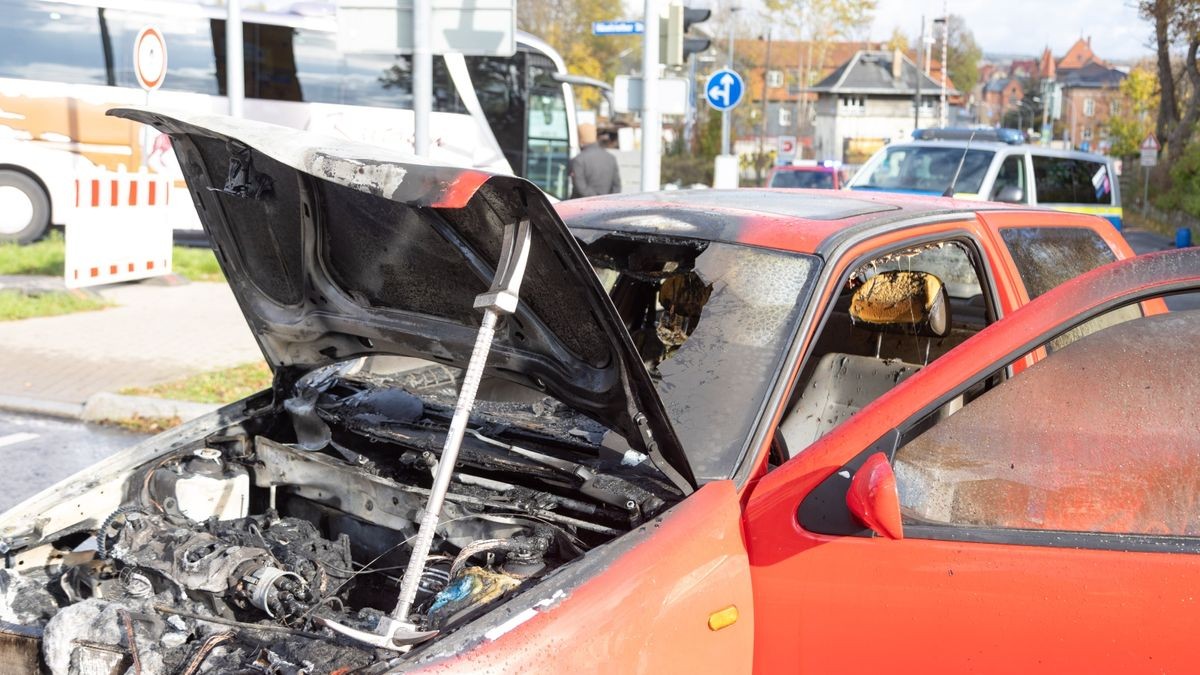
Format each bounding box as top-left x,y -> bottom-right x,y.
640,0 -> 661,191
939,7 -> 948,128
914,15 -> 923,131
413,0 -> 432,156
1144,165 -> 1150,213
758,29 -> 771,181
226,0 -> 243,117
721,9 -> 736,156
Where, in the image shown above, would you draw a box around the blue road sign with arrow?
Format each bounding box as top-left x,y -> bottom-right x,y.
705,68 -> 744,111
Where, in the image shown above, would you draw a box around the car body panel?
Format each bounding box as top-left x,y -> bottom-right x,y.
744,248 -> 1200,673
416,480 -> 753,673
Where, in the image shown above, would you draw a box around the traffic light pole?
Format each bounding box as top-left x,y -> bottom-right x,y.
721,13 -> 735,155
641,0 -> 661,191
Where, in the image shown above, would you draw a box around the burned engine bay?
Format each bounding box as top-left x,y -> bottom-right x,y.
0,367 -> 681,673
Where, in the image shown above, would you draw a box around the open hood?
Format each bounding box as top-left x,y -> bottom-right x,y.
109,108 -> 694,491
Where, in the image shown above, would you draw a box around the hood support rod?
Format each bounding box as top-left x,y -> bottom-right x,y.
322,218 -> 533,651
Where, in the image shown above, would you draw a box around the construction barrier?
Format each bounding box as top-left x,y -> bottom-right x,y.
64,169 -> 173,289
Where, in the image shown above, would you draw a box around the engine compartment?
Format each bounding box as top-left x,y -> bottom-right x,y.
0,366 -> 682,673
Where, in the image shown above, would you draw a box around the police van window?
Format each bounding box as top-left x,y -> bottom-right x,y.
0,1 -> 107,85
104,11 -> 219,95
990,155 -> 1026,201
1032,155 -> 1113,205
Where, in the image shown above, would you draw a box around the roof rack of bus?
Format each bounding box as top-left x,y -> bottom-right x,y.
911,127 -> 1027,144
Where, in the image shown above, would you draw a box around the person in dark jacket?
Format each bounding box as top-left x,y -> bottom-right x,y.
569,123 -> 621,197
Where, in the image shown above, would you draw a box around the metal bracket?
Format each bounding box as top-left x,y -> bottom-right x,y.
323,218 -> 533,652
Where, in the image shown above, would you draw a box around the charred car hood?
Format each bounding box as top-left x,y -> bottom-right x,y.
110,108 -> 694,490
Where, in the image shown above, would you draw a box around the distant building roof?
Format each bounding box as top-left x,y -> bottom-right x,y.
1059,61 -> 1125,88
1058,37 -> 1103,70
983,78 -> 1018,94
809,49 -> 953,96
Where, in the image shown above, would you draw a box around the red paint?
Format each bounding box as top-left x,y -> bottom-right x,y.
110,180 -> 118,206
430,170 -> 492,208
148,181 -> 157,206
146,260 -> 154,270
109,265 -> 117,275
845,453 -> 903,539
128,180 -> 138,206
74,180 -> 79,208
90,179 -> 99,207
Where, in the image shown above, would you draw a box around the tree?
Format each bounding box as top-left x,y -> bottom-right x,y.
517,0 -> 636,109
939,15 -> 981,95
1139,0 -> 1200,157
1108,65 -> 1159,157
885,27 -> 909,53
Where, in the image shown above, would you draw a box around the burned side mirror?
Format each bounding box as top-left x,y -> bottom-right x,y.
845,452 -> 904,539
850,270 -> 950,338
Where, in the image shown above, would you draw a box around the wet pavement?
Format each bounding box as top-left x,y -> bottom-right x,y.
0,411 -> 148,511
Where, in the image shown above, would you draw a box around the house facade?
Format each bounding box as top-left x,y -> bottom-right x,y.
808,49 -> 948,163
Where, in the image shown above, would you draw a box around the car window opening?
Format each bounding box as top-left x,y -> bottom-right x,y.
779,240 -> 992,457
581,234 -> 819,481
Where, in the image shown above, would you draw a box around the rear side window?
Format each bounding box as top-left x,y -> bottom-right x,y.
770,170 -> 835,189
1000,227 -> 1116,299
1032,155 -> 1113,205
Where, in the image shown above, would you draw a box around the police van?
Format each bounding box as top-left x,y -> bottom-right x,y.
847,128 -> 1123,229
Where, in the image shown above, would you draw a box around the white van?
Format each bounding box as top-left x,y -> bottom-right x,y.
847,131 -> 1123,229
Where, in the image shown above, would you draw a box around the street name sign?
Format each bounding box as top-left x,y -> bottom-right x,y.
706,68 -> 744,111
1141,133 -> 1160,168
593,21 -> 644,35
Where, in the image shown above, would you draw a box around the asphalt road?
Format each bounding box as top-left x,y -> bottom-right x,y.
0,411 -> 149,512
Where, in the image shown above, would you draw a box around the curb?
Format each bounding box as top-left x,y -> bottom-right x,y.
0,392 -> 218,423
0,394 -> 84,420
81,392 -> 220,423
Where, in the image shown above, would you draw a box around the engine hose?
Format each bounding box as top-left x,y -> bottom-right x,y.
448,539 -> 518,579
95,506 -> 147,559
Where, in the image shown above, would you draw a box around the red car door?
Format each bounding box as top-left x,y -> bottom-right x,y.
742,249 -> 1200,673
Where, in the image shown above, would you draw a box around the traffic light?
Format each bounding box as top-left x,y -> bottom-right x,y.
660,4 -> 711,66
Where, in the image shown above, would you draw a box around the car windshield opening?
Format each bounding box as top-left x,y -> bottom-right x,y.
578,232 -> 819,481
771,170 -> 835,189
854,147 -> 995,194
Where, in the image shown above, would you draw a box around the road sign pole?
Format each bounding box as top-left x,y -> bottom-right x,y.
721,13 -> 735,155
1144,165 -> 1150,214
413,0 -> 432,157
226,0 -> 243,117
641,0 -> 661,191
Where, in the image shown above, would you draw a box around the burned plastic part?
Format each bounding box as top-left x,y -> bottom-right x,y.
212,141 -> 274,199
425,567 -> 522,630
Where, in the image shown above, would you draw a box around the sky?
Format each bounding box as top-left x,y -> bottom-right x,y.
869,0 -> 1151,62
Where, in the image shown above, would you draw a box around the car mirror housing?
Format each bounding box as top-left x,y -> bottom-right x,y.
849,270 -> 950,338
993,185 -> 1024,203
845,453 -> 904,540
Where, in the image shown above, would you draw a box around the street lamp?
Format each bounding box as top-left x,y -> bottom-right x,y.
720,3 -> 742,156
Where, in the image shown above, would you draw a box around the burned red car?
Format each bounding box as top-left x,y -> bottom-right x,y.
0,110 -> 1189,673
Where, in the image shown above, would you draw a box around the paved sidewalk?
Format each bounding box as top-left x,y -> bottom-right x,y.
0,280 -> 261,405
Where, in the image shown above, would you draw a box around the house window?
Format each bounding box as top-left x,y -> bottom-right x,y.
1084,97 -> 1095,117
1110,99 -> 1120,116
1082,127 -> 1093,140
840,95 -> 865,113
766,70 -> 784,88
779,107 -> 792,127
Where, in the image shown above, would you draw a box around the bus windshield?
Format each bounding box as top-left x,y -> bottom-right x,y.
852,146 -> 995,195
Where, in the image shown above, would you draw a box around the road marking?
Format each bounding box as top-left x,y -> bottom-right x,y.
0,432 -> 38,449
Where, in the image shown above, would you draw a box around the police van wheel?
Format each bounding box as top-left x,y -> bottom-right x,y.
0,171 -> 50,245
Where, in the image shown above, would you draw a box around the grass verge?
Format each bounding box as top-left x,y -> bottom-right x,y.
120,362 -> 272,404
0,232 -> 224,281
0,289 -> 111,321
104,414 -> 184,434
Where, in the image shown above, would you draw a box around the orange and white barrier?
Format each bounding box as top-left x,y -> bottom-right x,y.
64,170 -> 173,289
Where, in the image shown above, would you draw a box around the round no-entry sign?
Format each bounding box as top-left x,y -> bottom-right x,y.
134,27 -> 168,91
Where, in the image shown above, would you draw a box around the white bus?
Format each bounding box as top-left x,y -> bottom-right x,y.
0,0 -> 577,243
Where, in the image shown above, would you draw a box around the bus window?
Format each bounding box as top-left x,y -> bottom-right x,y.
104,10 -> 219,95
0,1 -> 107,86
467,54 -> 527,182
527,60 -> 569,200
